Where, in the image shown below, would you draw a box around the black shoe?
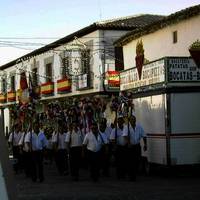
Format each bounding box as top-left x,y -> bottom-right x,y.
129,177 -> 136,182
72,176 -> 79,181
63,171 -> 69,176
32,178 -> 37,182
39,178 -> 44,183
92,177 -> 99,182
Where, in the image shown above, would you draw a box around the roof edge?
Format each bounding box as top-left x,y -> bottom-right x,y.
114,4 -> 200,46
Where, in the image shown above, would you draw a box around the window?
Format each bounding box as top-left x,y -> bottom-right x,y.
32,68 -> 38,86
173,31 -> 178,43
115,47 -> 124,71
10,75 -> 15,91
46,63 -> 52,82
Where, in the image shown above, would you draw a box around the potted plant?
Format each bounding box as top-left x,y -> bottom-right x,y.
189,39 -> 200,67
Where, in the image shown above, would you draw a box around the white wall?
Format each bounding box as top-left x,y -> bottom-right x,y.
170,93 -> 200,133
123,15 -> 200,70
0,28 -> 130,131
134,94 -> 167,164
134,94 -> 166,133
1,28 -> 129,98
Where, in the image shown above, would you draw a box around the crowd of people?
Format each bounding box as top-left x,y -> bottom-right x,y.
8,114 -> 147,183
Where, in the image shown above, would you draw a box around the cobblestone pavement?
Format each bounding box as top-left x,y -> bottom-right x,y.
15,163 -> 200,200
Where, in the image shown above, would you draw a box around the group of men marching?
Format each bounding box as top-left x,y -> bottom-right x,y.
8,115 -> 147,183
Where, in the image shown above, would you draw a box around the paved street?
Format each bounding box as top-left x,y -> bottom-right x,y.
15,163 -> 200,200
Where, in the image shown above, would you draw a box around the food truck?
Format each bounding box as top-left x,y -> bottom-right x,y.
120,57 -> 200,167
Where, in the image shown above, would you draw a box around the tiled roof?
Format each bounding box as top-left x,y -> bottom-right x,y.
96,14 -> 164,28
0,14 -> 163,70
114,4 -> 200,46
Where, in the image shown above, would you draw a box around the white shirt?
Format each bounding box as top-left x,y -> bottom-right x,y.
110,127 -> 126,146
81,127 -> 89,135
46,139 -> 53,150
65,130 -> 83,147
99,131 -> 109,144
25,131 -> 47,151
8,132 -> 22,146
83,132 -> 104,152
104,126 -> 112,142
18,132 -> 29,152
52,132 -> 67,149
123,123 -> 146,145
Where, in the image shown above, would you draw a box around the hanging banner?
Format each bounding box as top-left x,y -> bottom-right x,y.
77,74 -> 89,90
57,78 -> 71,93
0,94 -> 7,103
7,91 -> 16,102
104,71 -> 120,91
41,82 -> 54,95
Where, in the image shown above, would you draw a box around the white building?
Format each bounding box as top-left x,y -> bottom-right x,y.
115,4 -> 200,166
0,14 -> 163,132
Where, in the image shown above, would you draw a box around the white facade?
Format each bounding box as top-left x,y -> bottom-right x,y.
123,15 -> 200,70
0,28 -> 129,132
0,29 -> 129,99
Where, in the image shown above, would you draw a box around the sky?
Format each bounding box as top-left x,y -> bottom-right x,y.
0,0 -> 199,65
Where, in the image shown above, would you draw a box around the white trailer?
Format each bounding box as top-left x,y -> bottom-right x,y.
120,57 -> 200,166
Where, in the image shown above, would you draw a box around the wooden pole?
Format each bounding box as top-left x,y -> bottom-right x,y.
0,108 -> 17,200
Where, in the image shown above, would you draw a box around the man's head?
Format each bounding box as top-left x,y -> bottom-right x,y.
33,124 -> 39,134
129,115 -> 136,127
72,122 -> 78,131
99,118 -> 107,132
68,123 -> 73,132
117,117 -> 124,129
91,121 -> 99,134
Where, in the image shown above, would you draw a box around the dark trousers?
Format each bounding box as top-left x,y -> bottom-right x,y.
87,150 -> 101,181
31,151 -> 44,182
55,149 -> 68,175
21,151 -> 31,177
127,144 -> 141,180
100,146 -> 110,177
12,146 -> 20,173
115,145 -> 128,179
69,146 -> 82,178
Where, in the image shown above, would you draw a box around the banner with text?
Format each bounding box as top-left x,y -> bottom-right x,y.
120,59 -> 165,91
167,58 -> 200,82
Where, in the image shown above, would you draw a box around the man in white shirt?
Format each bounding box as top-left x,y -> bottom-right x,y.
18,126 -> 30,177
52,125 -> 68,176
123,115 -> 147,181
98,118 -> 110,177
82,121 -> 104,182
8,124 -> 22,174
25,124 -> 47,182
65,122 -> 83,181
110,116 -> 127,179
